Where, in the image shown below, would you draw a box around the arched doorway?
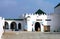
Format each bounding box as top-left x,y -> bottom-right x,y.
18,23 -> 21,30
35,22 -> 41,31
10,22 -> 17,31
5,22 -> 9,29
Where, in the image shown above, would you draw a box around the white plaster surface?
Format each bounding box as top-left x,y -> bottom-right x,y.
0,17 -> 5,39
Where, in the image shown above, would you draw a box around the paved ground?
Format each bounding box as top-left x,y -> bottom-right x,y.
2,31 -> 60,39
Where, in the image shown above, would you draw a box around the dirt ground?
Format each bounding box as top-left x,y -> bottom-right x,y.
2,31 -> 60,39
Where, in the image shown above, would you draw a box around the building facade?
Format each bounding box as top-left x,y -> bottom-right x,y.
5,19 -> 25,31
0,3 -> 60,32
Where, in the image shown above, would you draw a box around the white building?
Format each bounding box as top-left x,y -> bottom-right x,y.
2,3 -> 60,32
23,3 -> 60,32
0,17 -> 5,39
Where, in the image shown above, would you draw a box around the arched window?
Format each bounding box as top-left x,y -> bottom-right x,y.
5,22 -> 9,29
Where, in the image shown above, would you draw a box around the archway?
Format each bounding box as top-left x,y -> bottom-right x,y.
18,23 -> 21,30
5,22 -> 9,29
10,22 -> 17,31
35,22 -> 41,31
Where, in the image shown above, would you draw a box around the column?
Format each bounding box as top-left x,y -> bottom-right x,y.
9,23 -> 11,30
17,23 -> 18,30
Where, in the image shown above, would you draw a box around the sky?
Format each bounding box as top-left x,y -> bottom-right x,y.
0,0 -> 60,18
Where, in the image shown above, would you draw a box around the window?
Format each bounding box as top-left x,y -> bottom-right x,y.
27,16 -> 30,18
45,19 -> 51,21
36,19 -> 42,21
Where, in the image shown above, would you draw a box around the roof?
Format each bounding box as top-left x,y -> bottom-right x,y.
35,9 -> 46,15
5,18 -> 24,21
55,3 -> 60,8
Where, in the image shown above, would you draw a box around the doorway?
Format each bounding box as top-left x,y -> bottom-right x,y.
44,25 -> 50,32
10,22 -> 17,31
35,22 -> 41,31
18,23 -> 21,30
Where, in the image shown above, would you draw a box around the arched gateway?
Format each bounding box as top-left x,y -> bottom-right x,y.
35,22 -> 41,31
10,22 -> 17,31
5,22 -> 9,29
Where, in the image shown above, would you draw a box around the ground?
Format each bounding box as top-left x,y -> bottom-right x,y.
2,31 -> 60,39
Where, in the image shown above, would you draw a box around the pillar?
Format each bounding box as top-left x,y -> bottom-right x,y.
9,23 -> 11,30
17,23 -> 18,30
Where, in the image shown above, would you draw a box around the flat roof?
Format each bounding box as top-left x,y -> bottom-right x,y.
5,18 -> 24,21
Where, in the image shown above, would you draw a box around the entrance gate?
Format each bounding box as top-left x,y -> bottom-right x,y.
35,22 -> 41,31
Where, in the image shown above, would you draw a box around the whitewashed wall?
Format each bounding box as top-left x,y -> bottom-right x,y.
25,14 -> 48,32
0,17 -> 5,39
47,5 -> 60,32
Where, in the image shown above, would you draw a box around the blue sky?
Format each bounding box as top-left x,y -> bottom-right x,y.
0,0 -> 60,18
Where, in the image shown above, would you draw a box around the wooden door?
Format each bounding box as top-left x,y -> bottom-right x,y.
44,25 -> 50,32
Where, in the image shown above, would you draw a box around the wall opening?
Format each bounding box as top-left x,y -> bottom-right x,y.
10,22 -> 17,31
18,23 -> 21,30
35,22 -> 41,31
5,22 -> 9,29
44,25 -> 50,32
